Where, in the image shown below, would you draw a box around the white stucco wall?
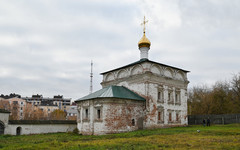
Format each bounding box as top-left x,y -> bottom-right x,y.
4,124 -> 76,135
101,60 -> 189,128
0,112 -> 10,126
1,111 -> 77,135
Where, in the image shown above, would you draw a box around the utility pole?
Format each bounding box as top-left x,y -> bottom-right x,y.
90,60 -> 93,94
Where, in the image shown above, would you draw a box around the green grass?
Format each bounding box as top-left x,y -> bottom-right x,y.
1,124 -> 240,149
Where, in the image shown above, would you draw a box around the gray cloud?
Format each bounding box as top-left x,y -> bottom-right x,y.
0,0 -> 239,100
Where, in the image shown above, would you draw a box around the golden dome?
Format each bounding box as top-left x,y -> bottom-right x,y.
138,32 -> 151,48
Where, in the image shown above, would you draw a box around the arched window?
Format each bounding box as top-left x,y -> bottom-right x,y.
16,127 -> 22,135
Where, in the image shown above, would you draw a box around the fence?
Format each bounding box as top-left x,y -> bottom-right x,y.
188,114 -> 240,125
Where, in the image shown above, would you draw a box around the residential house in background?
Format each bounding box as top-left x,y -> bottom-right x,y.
66,105 -> 77,120
22,95 -> 71,112
0,94 -> 73,120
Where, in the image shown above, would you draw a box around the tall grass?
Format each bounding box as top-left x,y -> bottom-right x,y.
0,124 -> 240,149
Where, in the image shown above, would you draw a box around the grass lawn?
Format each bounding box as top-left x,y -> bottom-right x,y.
1,124 -> 240,150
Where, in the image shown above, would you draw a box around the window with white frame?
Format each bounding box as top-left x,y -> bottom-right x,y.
176,112 -> 179,122
169,112 -> 172,122
95,107 -> 102,121
85,108 -> 89,119
175,89 -> 181,105
176,111 -> 181,123
168,110 -> 173,123
82,107 -> 90,121
157,86 -> 164,103
97,109 -> 101,119
168,89 -> 173,104
157,107 -> 164,123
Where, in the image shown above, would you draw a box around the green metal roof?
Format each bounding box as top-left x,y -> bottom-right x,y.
75,86 -> 145,102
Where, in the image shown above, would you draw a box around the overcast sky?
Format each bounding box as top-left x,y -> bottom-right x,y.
0,0 -> 239,100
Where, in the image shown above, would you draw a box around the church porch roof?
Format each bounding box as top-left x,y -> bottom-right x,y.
75,86 -> 145,102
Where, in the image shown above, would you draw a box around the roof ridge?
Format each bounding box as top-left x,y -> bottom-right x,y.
100,59 -> 189,75
75,85 -> 145,102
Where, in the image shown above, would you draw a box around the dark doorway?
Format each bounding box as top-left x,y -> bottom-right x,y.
0,122 -> 4,135
137,117 -> 143,129
16,127 -> 22,135
132,119 -> 135,126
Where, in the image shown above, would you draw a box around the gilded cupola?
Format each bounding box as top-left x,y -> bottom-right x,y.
138,16 -> 151,60
138,16 -> 151,49
138,32 -> 151,48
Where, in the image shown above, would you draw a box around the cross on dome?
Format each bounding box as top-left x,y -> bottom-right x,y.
141,16 -> 148,34
138,16 -> 151,50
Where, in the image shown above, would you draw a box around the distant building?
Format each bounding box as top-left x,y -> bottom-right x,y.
0,95 -> 27,120
38,105 -> 59,119
22,95 -> 71,112
66,105 -> 77,120
1,94 -> 72,120
7,97 -> 27,120
0,98 -> 11,113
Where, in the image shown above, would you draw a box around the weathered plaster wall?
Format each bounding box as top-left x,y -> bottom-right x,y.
0,112 -> 10,127
102,99 -> 144,134
1,111 -> 77,135
5,124 -> 76,135
77,99 -> 144,135
101,61 -> 188,85
101,61 -> 189,128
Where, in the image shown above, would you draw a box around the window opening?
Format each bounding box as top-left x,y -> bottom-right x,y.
176,113 -> 179,122
97,109 -> 101,119
85,109 -> 88,119
158,112 -> 161,121
132,119 -> 135,126
158,92 -> 161,100
169,112 -> 172,122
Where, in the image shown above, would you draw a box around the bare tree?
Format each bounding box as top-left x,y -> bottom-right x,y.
49,109 -> 67,120
231,73 -> 240,112
0,99 -> 10,110
188,77 -> 240,115
231,73 -> 240,99
24,103 -> 46,120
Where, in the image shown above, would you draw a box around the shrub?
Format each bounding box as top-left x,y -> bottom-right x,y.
72,128 -> 79,134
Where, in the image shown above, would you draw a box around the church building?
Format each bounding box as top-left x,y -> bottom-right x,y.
75,17 -> 190,135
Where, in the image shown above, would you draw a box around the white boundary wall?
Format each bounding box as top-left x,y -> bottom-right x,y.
0,110 -> 77,135
5,124 -> 76,135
